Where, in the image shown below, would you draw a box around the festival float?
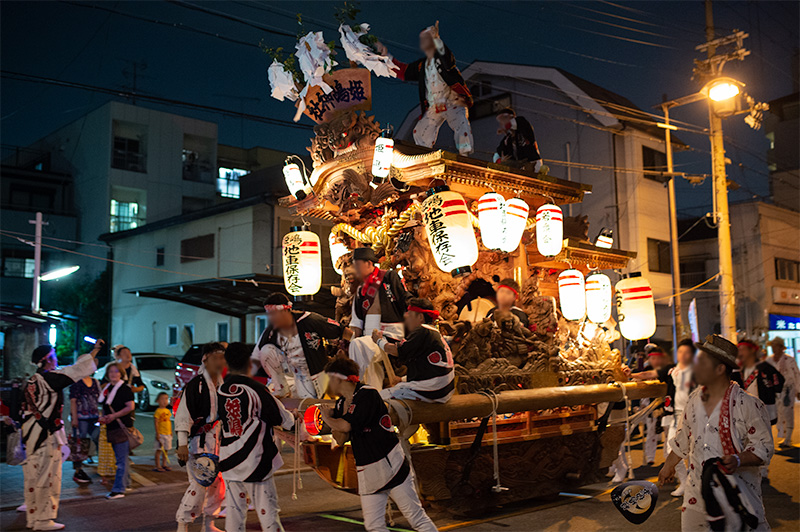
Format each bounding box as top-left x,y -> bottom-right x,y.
265,12 -> 666,515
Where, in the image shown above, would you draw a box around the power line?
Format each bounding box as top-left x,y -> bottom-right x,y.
0,70 -> 313,131
166,0 -> 297,39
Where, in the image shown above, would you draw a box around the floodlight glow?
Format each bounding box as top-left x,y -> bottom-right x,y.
40,265 -> 80,281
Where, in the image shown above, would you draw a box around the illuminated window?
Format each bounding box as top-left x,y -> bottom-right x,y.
3,257 -> 35,278
217,167 -> 247,199
110,200 -> 143,232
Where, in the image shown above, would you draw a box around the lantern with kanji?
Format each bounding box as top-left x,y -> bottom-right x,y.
615,274 -> 656,340
535,203 -> 563,256
371,135 -> 394,180
283,161 -> 309,200
282,226 -> 321,299
328,233 -> 349,275
477,192 -> 504,250
585,273 -> 612,324
421,185 -> 479,276
558,269 -> 586,320
500,197 -> 529,253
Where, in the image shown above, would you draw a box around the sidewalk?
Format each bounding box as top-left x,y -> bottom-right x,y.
0,446 -> 308,510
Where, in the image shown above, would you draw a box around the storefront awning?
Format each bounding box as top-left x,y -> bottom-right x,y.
124,273 -> 336,318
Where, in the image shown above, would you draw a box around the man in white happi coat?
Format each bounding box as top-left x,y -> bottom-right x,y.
659,335 -> 774,531
766,336 -> 800,447
176,343 -> 226,532
347,247 -> 410,389
22,341 -> 103,531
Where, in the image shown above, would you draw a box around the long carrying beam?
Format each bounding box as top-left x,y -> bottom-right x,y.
386,381 -> 666,427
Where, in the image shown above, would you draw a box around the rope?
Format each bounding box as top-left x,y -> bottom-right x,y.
478,390 -> 507,494
291,398 -> 314,500
653,272 -> 721,302
330,223 -> 372,244
620,383 -> 634,481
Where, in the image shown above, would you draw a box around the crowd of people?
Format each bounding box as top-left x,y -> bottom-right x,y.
10,245 -> 799,532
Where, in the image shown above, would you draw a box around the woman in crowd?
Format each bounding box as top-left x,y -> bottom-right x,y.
98,363 -> 135,500
69,373 -> 101,484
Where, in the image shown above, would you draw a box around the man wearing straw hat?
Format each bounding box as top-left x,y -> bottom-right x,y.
659,335 -> 774,531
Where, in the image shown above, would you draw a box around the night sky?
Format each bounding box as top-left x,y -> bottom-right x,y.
2,1 -> 797,217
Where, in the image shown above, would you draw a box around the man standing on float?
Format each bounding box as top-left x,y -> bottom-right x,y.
348,247 -> 410,389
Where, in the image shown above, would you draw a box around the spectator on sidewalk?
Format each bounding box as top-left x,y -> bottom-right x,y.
153,392 -> 173,472
22,341 -> 103,531
69,375 -> 101,484
99,364 -> 135,500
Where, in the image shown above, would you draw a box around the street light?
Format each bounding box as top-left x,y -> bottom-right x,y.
40,265 -> 80,282
705,77 -> 741,102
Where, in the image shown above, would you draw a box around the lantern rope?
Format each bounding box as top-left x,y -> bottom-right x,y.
330,223 -> 371,244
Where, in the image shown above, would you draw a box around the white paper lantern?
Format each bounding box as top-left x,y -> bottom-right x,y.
558,269 -> 586,320
595,228 -> 613,249
477,192 -> 505,250
372,136 -> 394,179
585,273 -> 612,324
283,163 -> 308,199
421,185 -> 479,276
535,204 -> 563,256
500,197 -> 529,253
282,227 -> 321,298
328,233 -> 349,275
615,275 -> 656,340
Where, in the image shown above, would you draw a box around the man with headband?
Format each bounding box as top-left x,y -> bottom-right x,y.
22,340 -> 104,531
486,278 -> 529,329
319,358 -> 437,532
252,293 -> 346,399
373,297 -> 454,403
348,247 -> 410,389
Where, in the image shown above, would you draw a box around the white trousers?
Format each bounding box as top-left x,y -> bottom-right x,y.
776,387 -> 794,444
644,415 -> 658,464
681,507 -> 770,531
224,477 -> 280,532
23,438 -> 62,528
360,472 -> 437,532
257,344 -> 320,399
413,103 -> 473,155
176,454 -> 225,523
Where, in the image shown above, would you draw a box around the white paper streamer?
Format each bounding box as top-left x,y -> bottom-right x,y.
295,31 -> 336,95
267,59 -> 299,102
338,23 -> 398,78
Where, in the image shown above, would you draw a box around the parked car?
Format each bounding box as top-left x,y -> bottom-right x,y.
95,353 -> 179,410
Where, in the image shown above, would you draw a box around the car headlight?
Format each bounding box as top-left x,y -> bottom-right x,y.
151,380 -> 170,390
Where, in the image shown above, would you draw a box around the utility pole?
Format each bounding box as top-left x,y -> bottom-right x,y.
703,0 -> 737,340
29,212 -> 47,313
661,106 -> 683,349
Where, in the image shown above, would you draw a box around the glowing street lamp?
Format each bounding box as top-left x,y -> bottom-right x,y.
40,265 -> 80,282
705,77 -> 741,102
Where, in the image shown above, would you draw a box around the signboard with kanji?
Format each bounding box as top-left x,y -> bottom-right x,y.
303,68 -> 372,124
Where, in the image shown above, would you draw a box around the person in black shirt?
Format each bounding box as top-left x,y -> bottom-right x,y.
485,278 -> 529,329
373,297 -> 455,403
320,358 -> 437,532
98,363 -> 136,500
492,107 -> 543,173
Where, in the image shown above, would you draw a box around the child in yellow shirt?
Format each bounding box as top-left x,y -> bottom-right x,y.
153,392 -> 173,472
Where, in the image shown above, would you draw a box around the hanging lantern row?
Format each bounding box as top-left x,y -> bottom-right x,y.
535,203 -> 564,257
421,185 -> 479,276
476,193 -> 530,253
282,226 -> 322,300
557,270 -> 656,341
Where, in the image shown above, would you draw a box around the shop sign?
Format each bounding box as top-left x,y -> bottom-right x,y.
769,313 -> 800,331
772,286 -> 800,306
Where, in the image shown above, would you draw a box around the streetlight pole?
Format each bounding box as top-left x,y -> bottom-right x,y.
29,212 -> 44,313
661,107 -> 684,349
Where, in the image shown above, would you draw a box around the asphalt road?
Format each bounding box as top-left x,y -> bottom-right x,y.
1,413 -> 798,531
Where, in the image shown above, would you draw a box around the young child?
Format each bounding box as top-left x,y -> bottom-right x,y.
154,392 -> 173,472
372,297 -> 455,403
320,358 -> 437,532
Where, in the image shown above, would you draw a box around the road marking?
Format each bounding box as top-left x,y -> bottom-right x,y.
318,513 -> 413,532
130,469 -> 156,487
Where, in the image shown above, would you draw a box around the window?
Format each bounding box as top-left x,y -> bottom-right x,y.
167,325 -> 178,347
136,356 -> 179,371
647,238 -> 672,274
468,80 -> 492,99
8,185 -> 55,211
182,134 -> 214,182
217,322 -> 229,343
642,146 -> 667,181
680,261 -> 707,288
183,324 -> 195,345
3,257 -> 35,278
156,247 -> 165,266
217,167 -> 247,199
180,234 -> 214,263
110,199 -> 143,232
255,315 -> 267,340
470,93 -> 512,120
776,258 -> 800,283
112,137 -> 146,172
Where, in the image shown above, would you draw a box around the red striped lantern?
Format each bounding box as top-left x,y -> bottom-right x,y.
558,269 -> 586,320
282,226 -> 321,298
500,198 -> 530,253
615,275 -> 656,340
477,192 -> 504,250
422,185 -> 479,276
303,404 -> 331,436
585,273 -> 612,324
535,204 -> 563,257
